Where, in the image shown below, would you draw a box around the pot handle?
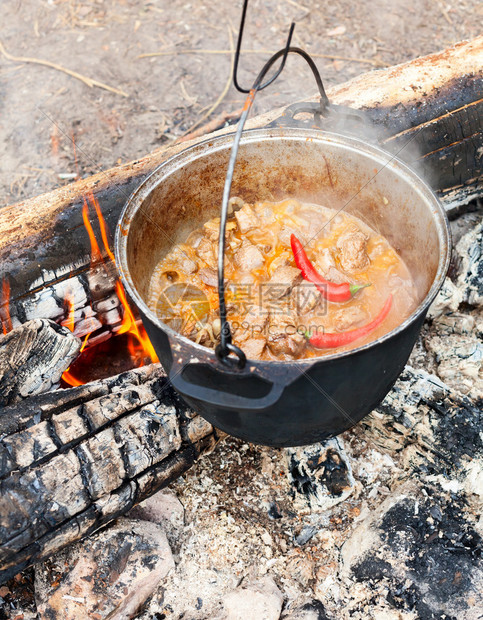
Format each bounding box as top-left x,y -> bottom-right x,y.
267,101 -> 372,136
168,361 -> 286,412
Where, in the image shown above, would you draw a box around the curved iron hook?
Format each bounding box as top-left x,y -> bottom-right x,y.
233,0 -> 296,94
216,46 -> 330,366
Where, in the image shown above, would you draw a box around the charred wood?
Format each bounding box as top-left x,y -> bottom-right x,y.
0,319 -> 80,407
0,364 -> 220,584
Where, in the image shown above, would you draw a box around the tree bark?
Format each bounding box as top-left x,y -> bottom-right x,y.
0,364 -> 221,584
1,35 -> 481,316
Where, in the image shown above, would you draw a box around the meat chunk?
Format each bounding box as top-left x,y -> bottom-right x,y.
332,305 -> 368,330
228,196 -> 245,214
337,231 -> 369,272
164,246 -> 198,274
314,248 -> 336,274
203,218 -> 236,241
231,304 -> 268,337
234,202 -> 259,233
313,250 -> 347,283
267,314 -> 306,358
290,284 -> 321,315
326,266 -> 349,284
198,267 -> 218,287
244,304 -> 268,332
267,265 -> 302,299
239,337 -> 266,360
278,227 -> 308,247
196,237 -> 217,268
234,240 -> 264,271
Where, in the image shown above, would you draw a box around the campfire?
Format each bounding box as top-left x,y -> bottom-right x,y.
59,193 -> 158,386
1,193 -> 158,388
0,32 -> 482,620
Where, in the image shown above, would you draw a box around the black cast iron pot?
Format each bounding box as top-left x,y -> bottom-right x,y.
115,128 -> 451,447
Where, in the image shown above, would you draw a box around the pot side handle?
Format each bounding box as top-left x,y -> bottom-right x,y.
168,361 -> 285,413
267,102 -> 385,142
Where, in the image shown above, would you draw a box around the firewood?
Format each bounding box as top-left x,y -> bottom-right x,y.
0,363 -> 480,583
0,364 -> 221,584
0,319 -> 80,407
1,36 -> 481,324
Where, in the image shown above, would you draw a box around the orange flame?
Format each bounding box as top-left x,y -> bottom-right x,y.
116,281 -> 158,365
62,291 -> 76,333
1,279 -> 12,335
61,194 -> 158,387
82,197 -> 103,265
61,333 -> 91,387
89,192 -> 116,264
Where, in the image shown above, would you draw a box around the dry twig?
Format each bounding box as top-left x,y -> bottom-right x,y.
177,108 -> 244,143
138,47 -> 384,67
0,41 -> 129,97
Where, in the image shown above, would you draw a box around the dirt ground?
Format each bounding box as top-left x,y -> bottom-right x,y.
0,0 -> 480,208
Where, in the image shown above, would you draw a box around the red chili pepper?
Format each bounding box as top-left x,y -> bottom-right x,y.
309,294 -> 393,349
290,234 -> 368,302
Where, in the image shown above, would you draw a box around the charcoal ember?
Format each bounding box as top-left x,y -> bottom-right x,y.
71,306 -> 103,337
424,332 -> 483,398
22,288 -> 65,322
449,206 -> 482,246
285,438 -> 355,513
35,518 -> 174,620
455,220 -> 483,306
22,277 -> 88,324
87,263 -> 117,301
427,217 -> 482,320
0,364 -> 217,584
294,525 -> 318,547
51,278 -> 88,309
99,307 -> 121,326
340,481 -> 483,620
281,599 -> 331,620
427,278 -> 463,319
94,293 -> 120,314
432,312 -> 475,335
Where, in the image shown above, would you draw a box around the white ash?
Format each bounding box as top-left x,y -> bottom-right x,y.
427,277 -> 463,319
221,576 -> 283,620
455,219 -> 483,306
424,331 -> 483,398
285,438 -> 355,514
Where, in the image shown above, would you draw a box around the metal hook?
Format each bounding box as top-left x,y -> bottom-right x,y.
233,0 -> 296,94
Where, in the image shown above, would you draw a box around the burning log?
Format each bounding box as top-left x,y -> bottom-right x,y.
0,319 -> 80,407
0,35 -> 482,333
0,364 -> 220,584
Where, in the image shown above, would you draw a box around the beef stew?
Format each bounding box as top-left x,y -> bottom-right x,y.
148,198 -> 418,360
